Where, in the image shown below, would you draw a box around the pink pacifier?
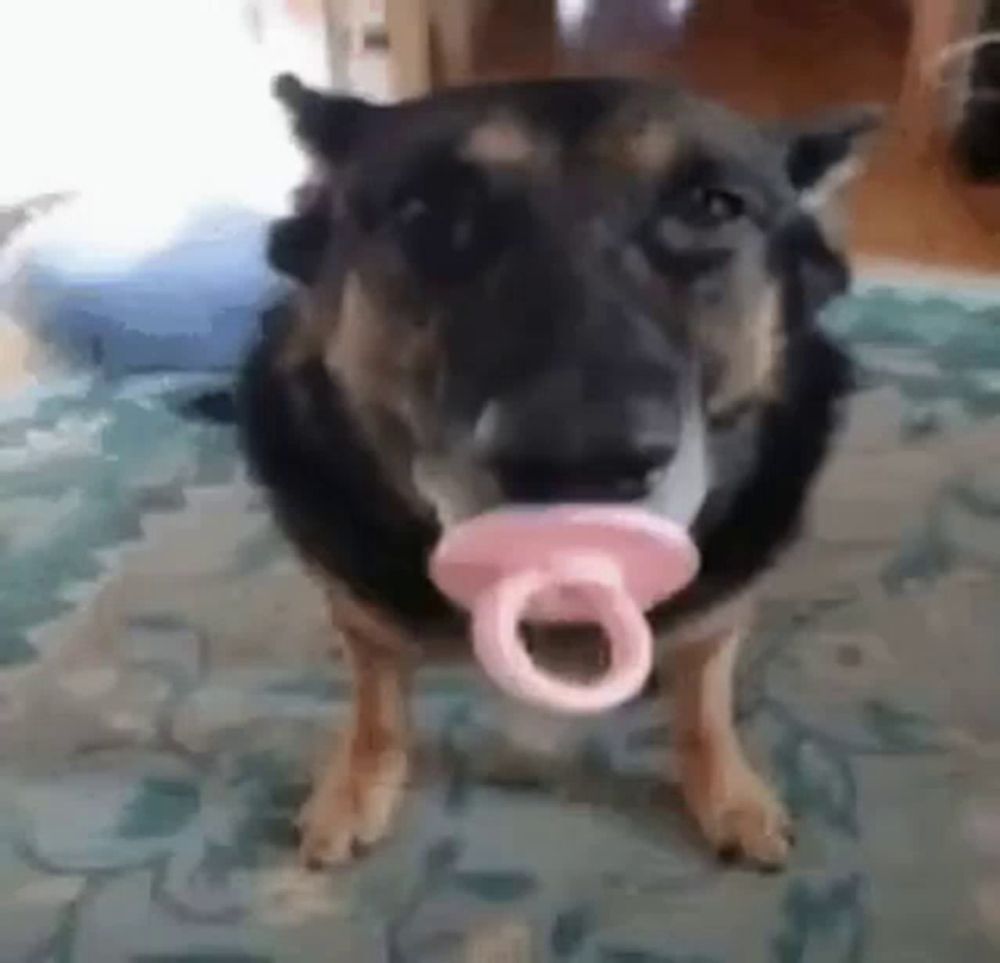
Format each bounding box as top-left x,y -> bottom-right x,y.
430,506 -> 700,714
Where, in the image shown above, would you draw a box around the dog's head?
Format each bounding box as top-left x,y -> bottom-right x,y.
269,75 -> 876,527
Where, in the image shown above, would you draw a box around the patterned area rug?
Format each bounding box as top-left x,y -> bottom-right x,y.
3,280 -> 1000,962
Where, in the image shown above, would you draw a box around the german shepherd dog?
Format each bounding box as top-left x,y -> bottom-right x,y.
239,74 -> 877,871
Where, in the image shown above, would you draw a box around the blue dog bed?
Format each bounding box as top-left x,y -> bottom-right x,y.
2,192 -> 289,375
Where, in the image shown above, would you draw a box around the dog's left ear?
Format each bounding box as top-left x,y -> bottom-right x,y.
768,107 -> 882,320
780,105 -> 883,210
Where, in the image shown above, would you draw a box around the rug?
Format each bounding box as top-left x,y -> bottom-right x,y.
2,279 -> 1000,961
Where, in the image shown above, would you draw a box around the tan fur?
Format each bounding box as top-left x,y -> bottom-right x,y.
297,584 -> 413,867
597,108 -> 678,172
321,272 -> 442,502
462,117 -> 539,167
275,300 -> 327,373
326,273 -> 437,415
663,590 -> 756,649
669,623 -> 793,869
0,316 -> 37,394
626,118 -> 679,171
703,284 -> 784,417
325,272 -> 393,398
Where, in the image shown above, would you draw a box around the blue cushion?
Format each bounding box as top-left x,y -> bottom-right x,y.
3,193 -> 289,374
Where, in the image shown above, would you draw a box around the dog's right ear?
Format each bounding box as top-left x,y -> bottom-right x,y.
273,73 -> 374,163
268,75 -> 375,284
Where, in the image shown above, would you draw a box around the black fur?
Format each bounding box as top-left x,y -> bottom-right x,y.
268,208 -> 332,285
783,106 -> 881,192
273,73 -> 373,162
237,315 -> 454,628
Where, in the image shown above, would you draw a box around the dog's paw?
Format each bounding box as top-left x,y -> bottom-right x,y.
296,749 -> 408,870
682,760 -> 794,872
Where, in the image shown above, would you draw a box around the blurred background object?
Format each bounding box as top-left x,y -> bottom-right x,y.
2,0 -> 999,393
0,0 -> 323,387
408,0 -> 1000,271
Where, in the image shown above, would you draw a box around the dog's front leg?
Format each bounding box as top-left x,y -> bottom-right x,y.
297,587 -> 412,869
669,624 -> 794,871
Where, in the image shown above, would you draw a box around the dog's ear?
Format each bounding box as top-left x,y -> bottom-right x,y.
268,75 -> 376,284
780,105 -> 883,210
273,73 -> 374,163
767,106 -> 880,321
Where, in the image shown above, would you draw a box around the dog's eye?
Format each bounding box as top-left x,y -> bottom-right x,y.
390,161 -> 501,283
672,184 -> 746,229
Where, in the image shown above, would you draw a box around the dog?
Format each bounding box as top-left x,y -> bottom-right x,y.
238,73 -> 877,871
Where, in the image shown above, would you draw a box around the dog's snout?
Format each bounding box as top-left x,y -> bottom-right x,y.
476,382 -> 679,503
494,448 -> 672,503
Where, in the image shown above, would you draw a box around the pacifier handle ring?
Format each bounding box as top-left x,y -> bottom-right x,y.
472,563 -> 654,715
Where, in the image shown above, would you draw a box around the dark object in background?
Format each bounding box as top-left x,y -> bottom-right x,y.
954,0 -> 1000,181
177,389 -> 239,424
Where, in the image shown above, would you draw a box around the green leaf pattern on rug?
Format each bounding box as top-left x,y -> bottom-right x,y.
116,780 -> 201,841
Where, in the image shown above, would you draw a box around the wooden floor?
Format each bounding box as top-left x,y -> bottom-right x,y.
465,0 -> 1000,274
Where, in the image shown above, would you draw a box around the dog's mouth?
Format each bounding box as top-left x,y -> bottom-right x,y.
415,371 -> 712,534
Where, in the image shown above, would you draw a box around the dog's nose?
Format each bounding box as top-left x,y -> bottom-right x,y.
494,446 -> 673,503
476,389 -> 679,503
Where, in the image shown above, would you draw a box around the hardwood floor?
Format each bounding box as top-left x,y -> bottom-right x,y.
464,0 -> 1000,273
